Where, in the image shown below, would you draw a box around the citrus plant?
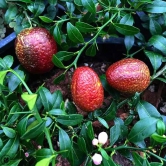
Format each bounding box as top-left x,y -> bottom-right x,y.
0,0 -> 166,166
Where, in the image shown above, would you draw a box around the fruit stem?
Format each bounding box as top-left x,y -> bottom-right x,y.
128,47 -> 145,58
152,63 -> 166,80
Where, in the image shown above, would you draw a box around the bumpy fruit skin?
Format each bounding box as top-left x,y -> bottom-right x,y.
15,27 -> 57,74
106,58 -> 150,94
71,67 -> 104,112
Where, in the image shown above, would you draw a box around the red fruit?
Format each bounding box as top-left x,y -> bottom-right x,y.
106,58 -> 150,94
15,27 -> 57,74
71,67 -> 104,112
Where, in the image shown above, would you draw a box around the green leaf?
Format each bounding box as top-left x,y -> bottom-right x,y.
149,18 -> 162,35
2,127 -> 16,138
86,121 -> 95,140
150,162 -> 163,166
145,1 -> 166,13
120,14 -> 134,26
57,114 -> 83,126
21,121 -> 46,140
81,0 -> 96,14
136,100 -> 161,119
5,5 -> 18,24
156,77 -> 166,83
8,69 -> 24,92
128,117 -> 159,143
3,55 -> 14,68
52,90 -> 63,109
59,128 -> 71,153
0,136 -> 19,164
114,23 -> 140,35
17,117 -> 28,136
151,133 -> 166,143
39,16 -> 53,23
110,124 -> 121,147
5,159 -> 22,166
100,148 -> 109,160
0,70 -> 8,85
53,72 -> 65,85
66,2 -> 75,13
85,44 -> 96,57
48,0 -> 57,5
102,156 -> 117,166
53,25 -> 61,45
74,0 -> 82,6
77,137 -> 88,154
0,0 -> 7,9
36,148 -> 53,161
144,50 -> 163,72
35,156 -> 55,166
75,22 -> 96,32
132,151 -> 145,166
52,55 -> 66,68
97,117 -> 109,129
156,120 -> 165,136
67,22 -> 84,43
55,51 -> 74,61
148,35 -> 166,55
124,35 -> 134,52
21,92 -> 37,110
49,109 -> 66,116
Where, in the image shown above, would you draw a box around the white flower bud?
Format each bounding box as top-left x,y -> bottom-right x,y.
92,138 -> 98,146
92,153 -> 102,165
98,132 -> 108,145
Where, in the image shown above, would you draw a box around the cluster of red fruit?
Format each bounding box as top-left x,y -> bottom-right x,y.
15,27 -> 150,112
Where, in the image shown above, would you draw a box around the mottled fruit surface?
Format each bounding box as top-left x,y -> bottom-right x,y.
106,58 -> 150,94
71,67 -> 104,112
15,27 -> 57,74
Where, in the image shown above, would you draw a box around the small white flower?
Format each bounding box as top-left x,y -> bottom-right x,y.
92,138 -> 98,146
92,153 -> 102,165
98,132 -> 108,145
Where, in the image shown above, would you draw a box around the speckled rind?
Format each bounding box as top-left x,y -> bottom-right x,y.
71,67 -> 104,112
15,27 -> 57,74
106,58 -> 150,94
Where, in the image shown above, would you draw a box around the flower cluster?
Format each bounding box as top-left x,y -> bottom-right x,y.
91,132 -> 108,165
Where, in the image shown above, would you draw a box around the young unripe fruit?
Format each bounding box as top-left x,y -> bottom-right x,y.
15,27 -> 57,74
106,58 -> 150,94
71,67 -> 104,112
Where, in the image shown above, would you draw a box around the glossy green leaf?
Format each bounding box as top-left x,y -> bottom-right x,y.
86,121 -> 94,140
102,156 -> 117,166
0,0 -> 7,9
21,92 -> 37,110
81,12 -> 96,23
65,101 -> 77,114
145,1 -> 166,13
149,18 -> 162,35
53,72 -> 66,85
101,100 -> 117,121
52,90 -> 63,109
2,127 -> 16,138
21,121 -> 46,140
81,0 -> 96,13
86,44 -> 96,57
114,23 -> 140,35
100,148 -> 109,160
136,100 -> 161,119
59,128 -> 71,152
148,35 -> 166,55
124,35 -> 134,52
66,2 -> 75,13
97,117 -> 109,129
132,151 -> 145,166
5,159 -> 22,166
3,55 -> 14,68
110,124 -> 121,147
67,22 -> 84,43
55,51 -> 74,61
150,162 -> 163,166
39,16 -> 53,23
17,117 -> 28,136
120,14 -> 134,25
76,22 -> 96,32
156,77 -> 166,83
151,133 -> 166,143
39,87 -> 52,111
52,55 -> 66,68
35,156 -> 55,166
128,117 -> 159,143
57,114 -> 83,126
0,136 -> 19,164
49,109 -> 66,116
5,5 -> 18,24
36,148 -> 53,161
53,25 -> 61,45
0,70 -> 8,85
156,120 -> 165,136
77,137 -> 88,154
8,69 -> 24,92
144,50 -> 163,72
48,0 -> 57,5
74,0 -> 82,6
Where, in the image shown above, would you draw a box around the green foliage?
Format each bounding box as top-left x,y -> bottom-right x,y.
1,0 -> 166,165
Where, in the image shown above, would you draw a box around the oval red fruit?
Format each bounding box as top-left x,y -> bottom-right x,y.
71,67 -> 104,112
106,58 -> 150,94
15,27 -> 57,74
